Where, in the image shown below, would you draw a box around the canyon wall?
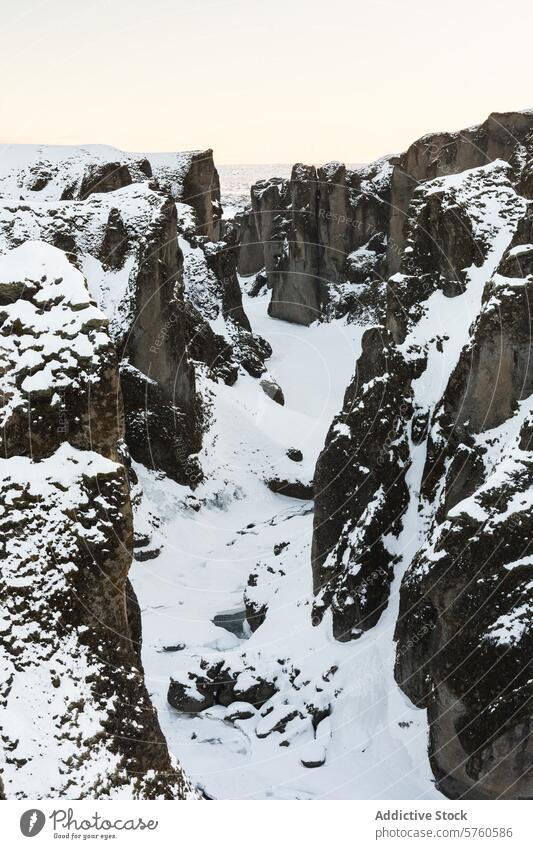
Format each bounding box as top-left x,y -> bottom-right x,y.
0,241 -> 194,798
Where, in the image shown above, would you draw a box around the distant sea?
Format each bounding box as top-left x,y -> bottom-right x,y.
217,164 -> 292,215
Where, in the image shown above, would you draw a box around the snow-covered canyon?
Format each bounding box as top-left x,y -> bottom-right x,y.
1,109 -> 532,800
131,289 -> 439,798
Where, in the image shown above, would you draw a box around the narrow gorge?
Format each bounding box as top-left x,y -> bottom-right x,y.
0,109 -> 532,800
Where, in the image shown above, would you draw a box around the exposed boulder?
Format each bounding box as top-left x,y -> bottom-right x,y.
260,377 -> 285,405
266,476 -> 313,500
168,661 -> 278,713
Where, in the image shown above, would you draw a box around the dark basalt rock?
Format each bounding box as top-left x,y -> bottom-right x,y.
301,753 -> 326,769
238,159 -> 391,325
168,664 -> 277,713
266,477 -> 313,500
0,243 -> 193,799
311,326 -> 412,639
268,164 -> 323,326
120,364 -> 203,488
395,223 -> 533,799
100,207 -> 130,269
244,573 -> 268,632
181,149 -> 221,240
388,110 -> 533,273
28,171 -> 51,191
78,161 -> 133,200
260,377 -> 285,405
307,119 -> 533,794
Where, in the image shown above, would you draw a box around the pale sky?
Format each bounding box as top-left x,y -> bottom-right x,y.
1,0 -> 532,163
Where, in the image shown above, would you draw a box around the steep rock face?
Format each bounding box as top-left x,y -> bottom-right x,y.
234,111 -> 533,329
149,149 -> 222,240
0,242 -> 193,798
237,159 -> 392,325
236,177 -> 288,277
312,158 -> 525,642
181,150 -> 221,240
0,182 -> 203,485
311,327 -> 412,639
268,164 -> 323,325
388,109 -> 533,272
77,161 -> 133,200
0,149 -> 270,486
395,213 -> 533,799
310,113 -> 533,797
178,225 -> 273,382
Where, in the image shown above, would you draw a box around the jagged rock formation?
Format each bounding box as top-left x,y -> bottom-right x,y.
140,109 -> 533,800
236,110 -> 533,332
310,111 -> 533,797
0,143 -> 271,485
2,111 -> 532,802
311,326 -> 412,639
395,210 -> 533,799
149,149 -> 222,240
0,242 -> 194,798
387,110 -> 533,273
236,159 -> 392,325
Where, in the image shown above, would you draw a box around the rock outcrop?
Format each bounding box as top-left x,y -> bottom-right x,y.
0,144 -> 271,486
149,149 -> 222,240
394,209 -> 533,799
0,242 -> 193,798
235,110 -> 533,331
308,112 -> 533,798
388,109 -> 533,273
237,159 -> 392,325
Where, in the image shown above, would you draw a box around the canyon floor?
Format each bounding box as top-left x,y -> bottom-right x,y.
131,287 -> 441,800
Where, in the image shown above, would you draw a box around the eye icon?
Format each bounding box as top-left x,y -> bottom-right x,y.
20,809 -> 46,837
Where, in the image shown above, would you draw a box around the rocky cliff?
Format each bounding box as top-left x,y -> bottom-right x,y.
0,241 -> 193,798
1,111 -> 532,802
0,143 -> 271,487
236,158 -> 392,325
310,111 -> 533,797
113,110 -> 532,801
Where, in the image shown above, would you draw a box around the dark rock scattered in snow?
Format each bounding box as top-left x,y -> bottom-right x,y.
260,377 -> 285,405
